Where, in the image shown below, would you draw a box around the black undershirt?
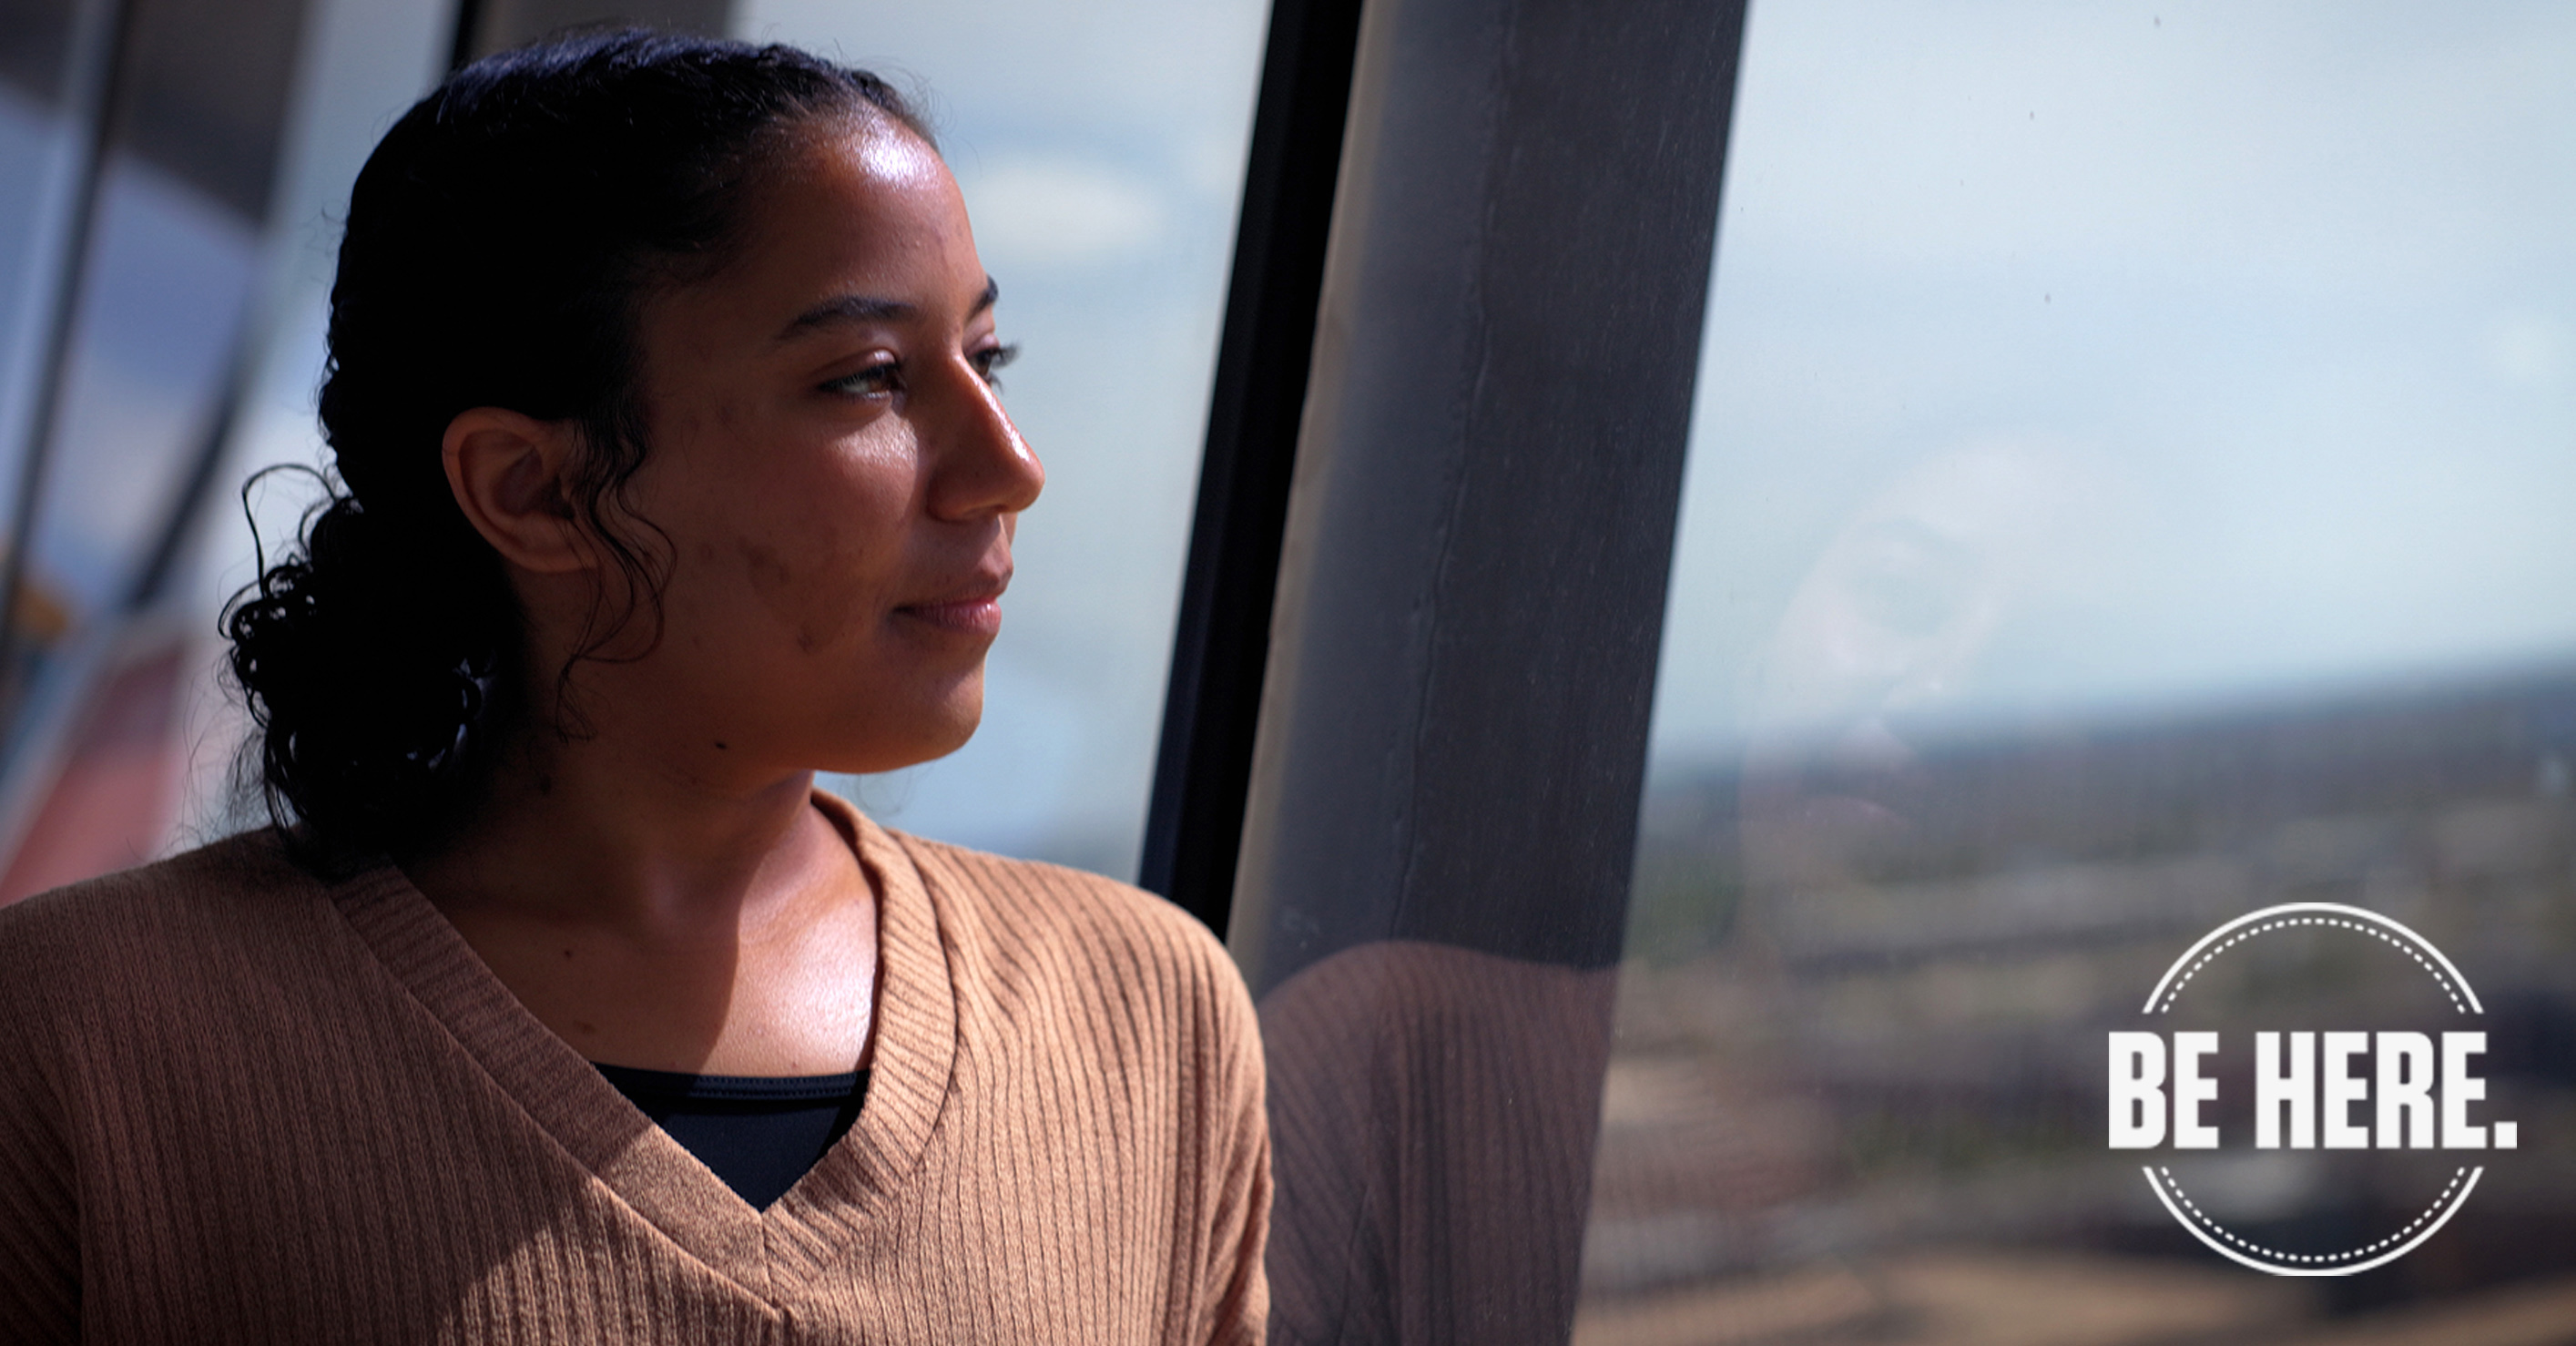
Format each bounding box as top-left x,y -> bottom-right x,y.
593,1063 -> 870,1210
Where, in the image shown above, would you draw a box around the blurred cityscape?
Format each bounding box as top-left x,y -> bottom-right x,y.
1579,666 -> 2576,1343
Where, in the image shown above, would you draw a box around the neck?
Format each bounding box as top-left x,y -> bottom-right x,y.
408,720 -> 843,939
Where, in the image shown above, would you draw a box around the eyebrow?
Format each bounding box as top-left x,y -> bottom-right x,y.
778,277 -> 1001,340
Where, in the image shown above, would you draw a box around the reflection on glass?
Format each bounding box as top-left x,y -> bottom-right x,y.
740,0 -> 1268,876
1266,943 -> 1615,1345
1585,2 -> 2576,1341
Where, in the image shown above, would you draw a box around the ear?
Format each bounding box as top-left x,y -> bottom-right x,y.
441,408 -> 594,574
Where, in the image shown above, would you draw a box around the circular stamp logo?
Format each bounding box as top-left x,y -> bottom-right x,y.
2109,902 -> 2516,1277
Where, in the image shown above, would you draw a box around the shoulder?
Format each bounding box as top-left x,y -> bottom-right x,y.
0,827 -> 316,951
901,831 -> 1237,982
882,826 -> 1257,1045
0,830 -> 333,1028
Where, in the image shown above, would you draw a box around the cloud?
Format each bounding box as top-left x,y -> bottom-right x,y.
738,0 -> 1264,139
957,157 -> 1168,273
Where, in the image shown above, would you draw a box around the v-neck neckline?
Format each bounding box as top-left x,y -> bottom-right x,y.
324,793 -> 956,1300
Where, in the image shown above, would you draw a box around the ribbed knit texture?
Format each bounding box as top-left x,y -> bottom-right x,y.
1260,942 -> 1614,1346
0,795 -> 1267,1344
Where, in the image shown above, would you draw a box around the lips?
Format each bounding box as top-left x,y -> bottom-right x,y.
894,571 -> 1009,637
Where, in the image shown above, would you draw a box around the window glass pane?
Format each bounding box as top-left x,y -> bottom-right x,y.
0,0 -> 89,575
31,160 -> 257,627
1588,1 -> 2576,1335
738,0 -> 1269,877
0,0 -> 320,897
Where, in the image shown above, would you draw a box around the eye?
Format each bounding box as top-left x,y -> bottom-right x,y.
971,342 -> 1020,390
822,359 -> 900,398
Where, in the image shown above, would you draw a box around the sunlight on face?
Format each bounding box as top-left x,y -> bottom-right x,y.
854,126 -> 949,191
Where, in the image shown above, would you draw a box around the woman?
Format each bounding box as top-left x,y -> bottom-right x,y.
0,31 -> 1266,1343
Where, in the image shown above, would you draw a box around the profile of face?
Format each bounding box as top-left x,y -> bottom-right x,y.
577,116 -> 1045,780
1740,437 -> 2125,890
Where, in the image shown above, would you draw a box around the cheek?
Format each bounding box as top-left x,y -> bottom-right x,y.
719,460 -> 910,657
736,532 -> 855,655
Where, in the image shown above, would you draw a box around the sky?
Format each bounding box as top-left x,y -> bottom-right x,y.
1649,0 -> 2576,771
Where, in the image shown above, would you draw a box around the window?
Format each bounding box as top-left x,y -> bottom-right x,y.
1583,1 -> 2576,1337
0,0 -> 320,897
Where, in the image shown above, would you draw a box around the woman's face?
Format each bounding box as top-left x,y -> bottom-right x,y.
600,115 -> 1044,780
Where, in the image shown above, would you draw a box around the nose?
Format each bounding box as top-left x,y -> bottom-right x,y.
925,358 -> 1044,521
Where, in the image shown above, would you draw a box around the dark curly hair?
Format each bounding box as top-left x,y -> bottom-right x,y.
223,29 -> 927,867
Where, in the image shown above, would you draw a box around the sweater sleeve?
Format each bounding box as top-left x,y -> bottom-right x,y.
0,907 -> 82,1344
1199,952 -> 1271,1346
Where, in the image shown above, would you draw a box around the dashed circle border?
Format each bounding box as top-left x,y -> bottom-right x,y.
2143,902 -> 2482,1016
2148,1165 -> 2477,1273
2152,915 -> 2466,1015
2133,901 -> 2489,1277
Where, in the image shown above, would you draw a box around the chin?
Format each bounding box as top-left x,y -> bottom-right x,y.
820,695 -> 983,775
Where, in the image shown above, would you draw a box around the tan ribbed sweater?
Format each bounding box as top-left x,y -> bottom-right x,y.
0,798 -> 1268,1344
